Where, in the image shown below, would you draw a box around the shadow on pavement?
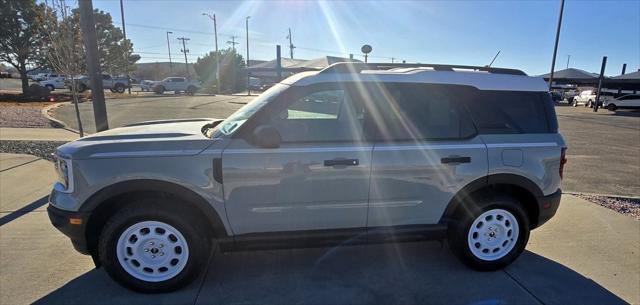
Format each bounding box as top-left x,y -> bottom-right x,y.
0,195 -> 48,226
32,241 -> 627,305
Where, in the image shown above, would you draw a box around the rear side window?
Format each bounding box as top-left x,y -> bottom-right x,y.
360,83 -> 477,141
464,91 -> 551,134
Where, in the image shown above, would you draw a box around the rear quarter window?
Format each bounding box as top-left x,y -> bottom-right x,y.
464,91 -> 553,134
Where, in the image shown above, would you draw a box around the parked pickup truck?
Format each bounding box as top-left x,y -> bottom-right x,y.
153,77 -> 201,95
69,74 -> 130,93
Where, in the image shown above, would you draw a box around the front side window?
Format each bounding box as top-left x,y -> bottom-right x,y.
264,85 -> 365,142
213,83 -> 289,137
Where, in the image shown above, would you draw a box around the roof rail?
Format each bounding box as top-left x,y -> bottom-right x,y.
319,62 -> 527,76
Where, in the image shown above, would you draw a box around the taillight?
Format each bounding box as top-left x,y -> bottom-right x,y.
559,148 -> 567,179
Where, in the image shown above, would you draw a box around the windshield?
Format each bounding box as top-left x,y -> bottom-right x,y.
213,83 -> 289,137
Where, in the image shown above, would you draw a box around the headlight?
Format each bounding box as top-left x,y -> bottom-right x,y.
54,156 -> 74,193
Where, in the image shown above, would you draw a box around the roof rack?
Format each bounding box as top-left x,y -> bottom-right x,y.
319,62 -> 527,76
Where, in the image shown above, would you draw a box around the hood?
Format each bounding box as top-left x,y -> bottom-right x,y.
57,118 -> 222,160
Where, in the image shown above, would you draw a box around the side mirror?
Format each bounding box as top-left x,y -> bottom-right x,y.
252,125 -> 281,148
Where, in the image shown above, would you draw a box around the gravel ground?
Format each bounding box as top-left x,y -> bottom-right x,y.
572,193 -> 640,220
0,140 -> 65,161
0,104 -> 55,128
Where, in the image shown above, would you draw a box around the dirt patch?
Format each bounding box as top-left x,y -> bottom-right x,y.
572,193 -> 640,220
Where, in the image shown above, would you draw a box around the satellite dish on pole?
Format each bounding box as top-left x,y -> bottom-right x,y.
361,44 -> 372,63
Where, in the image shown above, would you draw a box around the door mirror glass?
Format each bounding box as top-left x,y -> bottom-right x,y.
252,125 -> 281,148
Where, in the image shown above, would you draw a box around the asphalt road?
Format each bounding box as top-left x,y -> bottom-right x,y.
52,96 -> 640,196
1,153 -> 638,305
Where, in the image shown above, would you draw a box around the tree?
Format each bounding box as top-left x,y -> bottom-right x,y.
194,48 -> 245,93
64,8 -> 140,75
0,0 -> 47,93
42,0 -> 84,136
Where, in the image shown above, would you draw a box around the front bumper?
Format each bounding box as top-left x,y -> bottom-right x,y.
535,189 -> 562,228
47,204 -> 91,255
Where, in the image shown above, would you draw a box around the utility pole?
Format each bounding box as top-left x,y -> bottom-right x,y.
548,0 -> 565,90
566,54 -> 571,69
227,36 -> 239,93
227,35 -> 238,51
287,28 -> 295,59
391,57 -> 395,63
119,0 -> 131,94
166,31 -> 173,73
177,37 -> 190,77
78,0 -> 108,131
276,45 -> 282,82
246,16 -> 250,96
202,13 -> 220,94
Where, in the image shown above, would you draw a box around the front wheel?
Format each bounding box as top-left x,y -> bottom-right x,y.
448,195 -> 530,271
606,104 -> 617,111
114,84 -> 125,93
98,202 -> 210,292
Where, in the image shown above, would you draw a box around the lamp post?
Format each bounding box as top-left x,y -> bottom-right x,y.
202,13 -> 220,94
246,16 -> 250,96
166,31 -> 173,73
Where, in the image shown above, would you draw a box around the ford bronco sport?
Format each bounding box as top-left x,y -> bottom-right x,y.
48,62 -> 566,292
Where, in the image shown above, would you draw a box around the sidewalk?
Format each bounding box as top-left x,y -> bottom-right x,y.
0,127 -> 80,142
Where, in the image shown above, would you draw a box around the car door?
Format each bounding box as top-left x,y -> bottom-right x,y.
222,83 -> 372,235
361,83 -> 488,227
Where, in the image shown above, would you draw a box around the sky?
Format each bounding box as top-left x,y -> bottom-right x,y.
91,0 -> 640,76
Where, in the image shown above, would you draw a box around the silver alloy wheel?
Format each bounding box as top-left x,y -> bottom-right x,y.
467,209 -> 520,261
116,221 -> 189,282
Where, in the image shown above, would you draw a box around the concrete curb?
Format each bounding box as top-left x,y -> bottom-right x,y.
41,102 -> 82,135
564,191 -> 640,200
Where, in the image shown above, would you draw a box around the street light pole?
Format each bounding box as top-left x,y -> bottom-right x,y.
246,16 -> 250,96
202,13 -> 220,94
166,31 -> 173,73
119,0 -> 131,94
548,0 -> 565,90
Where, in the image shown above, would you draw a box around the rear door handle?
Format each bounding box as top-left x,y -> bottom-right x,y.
324,158 -> 359,167
441,156 -> 471,164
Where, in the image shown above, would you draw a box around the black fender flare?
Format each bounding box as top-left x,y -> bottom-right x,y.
81,179 -> 228,239
441,174 -> 543,223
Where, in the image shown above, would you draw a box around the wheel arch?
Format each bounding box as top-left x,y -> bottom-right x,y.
81,179 -> 228,264
442,174 -> 544,229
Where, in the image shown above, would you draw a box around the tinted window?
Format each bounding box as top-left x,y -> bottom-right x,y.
465,91 -> 550,134
361,83 -> 476,141
264,86 -> 365,142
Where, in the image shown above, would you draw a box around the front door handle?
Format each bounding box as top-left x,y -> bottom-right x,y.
324,158 -> 359,167
441,156 -> 471,164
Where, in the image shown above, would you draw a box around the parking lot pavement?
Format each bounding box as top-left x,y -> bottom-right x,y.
1,154 -> 637,305
555,106 -> 640,196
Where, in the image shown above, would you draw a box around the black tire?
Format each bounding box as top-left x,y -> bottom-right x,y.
78,84 -> 87,93
606,104 -> 617,111
114,84 -> 125,93
45,84 -> 55,91
186,86 -> 197,96
447,195 -> 530,271
98,200 -> 210,293
154,86 -> 165,94
586,100 -> 592,108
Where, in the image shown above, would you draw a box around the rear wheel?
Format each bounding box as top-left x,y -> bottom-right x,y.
186,86 -> 197,96
448,195 -> 530,271
586,100 -> 592,108
154,85 -> 165,94
45,84 -> 54,91
98,201 -> 210,292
